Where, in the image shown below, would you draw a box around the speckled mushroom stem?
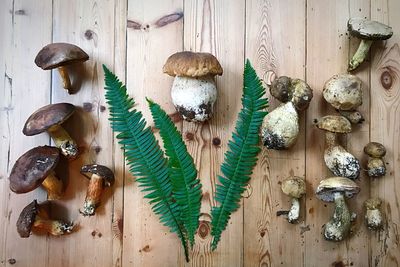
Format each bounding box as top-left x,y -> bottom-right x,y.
41,171 -> 64,200
57,66 -> 72,93
80,174 -> 104,216
47,125 -> 78,159
33,218 -> 74,236
348,39 -> 373,71
324,192 -> 351,241
365,209 -> 383,230
325,131 -> 337,148
288,198 -> 300,223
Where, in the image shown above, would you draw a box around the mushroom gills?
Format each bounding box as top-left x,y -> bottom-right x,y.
324,145 -> 360,180
348,40 -> 373,71
80,174 -> 104,216
41,171 -> 64,200
48,124 -> 78,159
324,192 -> 352,241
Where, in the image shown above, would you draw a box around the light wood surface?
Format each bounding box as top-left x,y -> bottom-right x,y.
0,0 -> 399,266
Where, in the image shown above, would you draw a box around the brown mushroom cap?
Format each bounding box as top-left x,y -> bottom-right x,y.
80,164 -> 115,187
35,43 -> 89,70
315,177 -> 360,202
281,176 -> 306,199
365,198 -> 382,210
348,18 -> 393,41
364,142 -> 386,158
16,200 -> 39,238
163,51 -> 223,77
9,146 -> 60,193
315,115 -> 352,133
23,103 -> 75,136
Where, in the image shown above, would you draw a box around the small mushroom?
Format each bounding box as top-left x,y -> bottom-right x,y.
16,200 -> 74,238
35,43 -> 89,94
348,18 -> 393,71
364,142 -> 386,178
364,198 -> 383,230
338,110 -> 365,124
9,146 -> 64,200
316,177 -> 360,241
281,176 -> 306,223
163,51 -> 223,122
23,103 -> 78,159
315,115 -> 361,180
79,164 -> 115,216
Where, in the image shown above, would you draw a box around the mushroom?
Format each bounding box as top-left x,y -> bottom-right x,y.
163,51 -> 223,122
23,103 -> 78,159
16,200 -> 74,238
315,115 -> 361,180
79,164 -> 115,216
9,146 -> 64,200
338,110 -> 365,124
364,142 -> 386,178
364,198 -> 383,230
348,18 -> 393,71
280,176 -> 306,223
35,43 -> 89,94
315,177 -> 360,241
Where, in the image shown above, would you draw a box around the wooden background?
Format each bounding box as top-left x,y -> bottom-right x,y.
0,0 -> 399,266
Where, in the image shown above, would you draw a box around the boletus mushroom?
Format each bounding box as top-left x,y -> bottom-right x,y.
9,146 -> 64,200
364,142 -> 386,178
315,115 -> 361,180
16,200 -> 74,238
348,18 -> 393,71
338,110 -> 365,124
35,43 -> 89,94
364,197 -> 383,230
316,177 -> 360,241
79,164 -> 115,216
163,51 -> 223,122
23,103 -> 78,160
280,176 -> 306,223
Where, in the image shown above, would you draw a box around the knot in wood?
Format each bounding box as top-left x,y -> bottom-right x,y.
198,221 -> 210,239
380,70 -> 393,90
212,137 -> 221,146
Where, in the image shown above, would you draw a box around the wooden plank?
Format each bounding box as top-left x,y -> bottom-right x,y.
0,1 -> 53,266
243,0 -> 307,266
370,0 -> 400,266
183,0 -> 246,266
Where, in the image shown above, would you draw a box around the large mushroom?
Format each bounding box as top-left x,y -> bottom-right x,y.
35,43 -> 89,94
280,176 -> 306,223
315,115 -> 361,180
23,103 -> 78,159
163,51 -> 223,122
316,177 -> 360,241
364,142 -> 386,178
348,18 -> 393,71
364,197 -> 383,230
9,146 -> 64,200
16,200 -> 74,238
79,164 -> 115,216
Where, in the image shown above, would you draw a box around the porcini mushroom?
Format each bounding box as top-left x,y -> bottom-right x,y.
16,200 -> 74,238
163,51 -> 223,122
348,18 -> 393,71
9,146 -> 64,200
316,177 -> 360,241
364,142 -> 386,178
79,164 -> 115,216
281,176 -> 306,223
35,43 -> 89,94
364,198 -> 383,230
315,115 -> 361,180
338,110 -> 365,124
23,103 -> 78,159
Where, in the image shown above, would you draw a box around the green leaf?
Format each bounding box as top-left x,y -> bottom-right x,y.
103,65 -> 189,262
210,60 -> 268,250
147,99 -> 202,247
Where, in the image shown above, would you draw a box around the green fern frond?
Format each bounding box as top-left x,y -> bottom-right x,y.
102,65 -> 189,262
210,60 -> 268,250
147,99 -> 202,247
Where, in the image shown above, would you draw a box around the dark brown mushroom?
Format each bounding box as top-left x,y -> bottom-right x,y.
23,103 -> 78,159
79,164 -> 115,216
9,146 -> 64,200
35,43 -> 89,94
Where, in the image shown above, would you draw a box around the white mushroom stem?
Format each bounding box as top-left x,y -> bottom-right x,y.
324,192 -> 352,241
41,171 -> 64,200
366,209 -> 383,230
288,198 -> 300,223
58,66 -> 72,93
48,125 -> 78,159
348,39 -> 373,71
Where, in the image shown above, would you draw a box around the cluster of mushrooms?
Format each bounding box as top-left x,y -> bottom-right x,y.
10,43 -> 115,238
274,18 -> 392,242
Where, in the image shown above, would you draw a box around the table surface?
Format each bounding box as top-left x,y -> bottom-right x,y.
1,0 -> 399,266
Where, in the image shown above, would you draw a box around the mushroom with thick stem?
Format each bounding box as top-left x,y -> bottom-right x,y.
9,146 -> 64,200
280,176 -> 306,223
16,200 -> 74,238
35,43 -> 89,94
364,142 -> 386,178
79,164 -> 115,216
163,51 -> 223,122
316,177 -> 360,241
23,103 -> 78,159
348,18 -> 393,71
364,198 -> 383,230
315,115 -> 361,180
